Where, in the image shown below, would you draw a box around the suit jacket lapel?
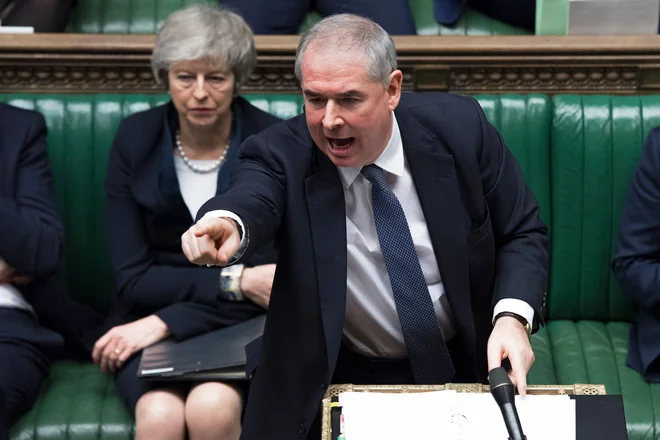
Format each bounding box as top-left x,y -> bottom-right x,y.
304,150 -> 347,374
396,108 -> 476,353
132,103 -> 191,224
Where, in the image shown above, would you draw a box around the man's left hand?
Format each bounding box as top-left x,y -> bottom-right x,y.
487,316 -> 535,397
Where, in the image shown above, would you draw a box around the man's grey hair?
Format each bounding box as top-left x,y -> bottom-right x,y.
294,14 -> 397,88
151,4 -> 256,94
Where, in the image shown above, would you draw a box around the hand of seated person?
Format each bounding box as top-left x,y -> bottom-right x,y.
0,257 -> 15,283
10,275 -> 33,286
0,257 -> 34,286
240,264 -> 276,309
487,316 -> 535,397
92,315 -> 170,374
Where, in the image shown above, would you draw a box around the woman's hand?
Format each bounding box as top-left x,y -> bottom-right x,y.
0,257 -> 15,284
240,264 -> 276,309
92,315 -> 170,374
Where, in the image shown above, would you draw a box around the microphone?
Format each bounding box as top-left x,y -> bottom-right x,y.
489,366 -> 527,440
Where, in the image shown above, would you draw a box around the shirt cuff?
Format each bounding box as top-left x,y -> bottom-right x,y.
201,210 -> 249,265
492,298 -> 535,329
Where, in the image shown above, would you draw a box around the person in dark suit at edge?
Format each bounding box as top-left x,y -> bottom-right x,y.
182,14 -> 549,440
433,0 -> 536,32
219,0 -> 535,36
90,5 -> 280,440
0,103 -> 103,440
612,128 -> 660,383
0,0 -> 76,32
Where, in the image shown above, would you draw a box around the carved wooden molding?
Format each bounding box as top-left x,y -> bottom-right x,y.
448,66 -> 640,92
2,34 -> 660,94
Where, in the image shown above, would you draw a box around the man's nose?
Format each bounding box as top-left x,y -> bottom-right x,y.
322,101 -> 343,130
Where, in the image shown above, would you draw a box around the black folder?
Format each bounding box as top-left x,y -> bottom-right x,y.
138,314 -> 266,381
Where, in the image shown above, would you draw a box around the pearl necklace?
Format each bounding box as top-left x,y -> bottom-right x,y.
175,131 -> 227,174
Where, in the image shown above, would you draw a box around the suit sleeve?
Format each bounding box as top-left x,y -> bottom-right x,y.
612,128 -> 660,315
154,300 -> 264,341
0,113 -> 64,278
471,98 -> 550,322
105,125 -> 223,314
197,134 -> 286,260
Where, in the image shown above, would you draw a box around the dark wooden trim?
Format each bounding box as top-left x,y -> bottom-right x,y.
2,34 -> 660,94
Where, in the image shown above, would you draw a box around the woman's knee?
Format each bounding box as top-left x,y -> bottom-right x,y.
135,389 -> 186,435
185,382 -> 243,437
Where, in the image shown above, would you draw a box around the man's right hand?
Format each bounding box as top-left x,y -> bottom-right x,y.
182,216 -> 241,266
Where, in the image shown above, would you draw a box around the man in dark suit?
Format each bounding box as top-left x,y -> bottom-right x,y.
182,14 -> 548,440
0,103 -> 102,439
0,0 -> 76,32
434,0 -> 536,32
612,128 -> 660,383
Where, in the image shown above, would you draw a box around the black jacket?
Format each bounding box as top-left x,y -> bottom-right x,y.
0,103 -> 102,356
104,97 -> 281,340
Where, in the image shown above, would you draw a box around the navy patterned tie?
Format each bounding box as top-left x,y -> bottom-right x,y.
361,164 -> 455,384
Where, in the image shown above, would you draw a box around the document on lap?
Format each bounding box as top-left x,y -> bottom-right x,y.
338,390 -> 576,440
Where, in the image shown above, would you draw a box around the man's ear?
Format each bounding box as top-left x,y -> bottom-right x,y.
387,70 -> 403,111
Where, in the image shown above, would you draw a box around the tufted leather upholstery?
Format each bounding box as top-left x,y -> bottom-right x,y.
67,0 -> 530,35
528,321 -> 660,440
476,95 -> 551,226
9,362 -> 134,440
68,0 -> 215,34
3,92 -> 660,439
525,96 -> 660,440
548,96 -> 660,323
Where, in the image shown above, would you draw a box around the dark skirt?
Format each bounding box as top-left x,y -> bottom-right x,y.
114,351 -> 250,416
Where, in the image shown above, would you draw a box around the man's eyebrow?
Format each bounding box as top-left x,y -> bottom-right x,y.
303,90 -> 364,98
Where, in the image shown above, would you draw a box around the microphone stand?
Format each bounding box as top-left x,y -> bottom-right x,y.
489,367 -> 527,440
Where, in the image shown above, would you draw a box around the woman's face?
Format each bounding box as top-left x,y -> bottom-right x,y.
167,59 -> 236,128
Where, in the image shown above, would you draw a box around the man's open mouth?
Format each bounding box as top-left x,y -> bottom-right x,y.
329,137 -> 355,150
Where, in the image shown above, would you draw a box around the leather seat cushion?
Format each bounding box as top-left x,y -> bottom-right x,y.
528,320 -> 660,440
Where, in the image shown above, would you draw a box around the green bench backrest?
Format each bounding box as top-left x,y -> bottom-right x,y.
547,96 -> 660,322
67,0 -> 530,35
0,94 -> 167,312
476,95 -> 552,230
0,93 -> 547,315
68,0 -> 214,34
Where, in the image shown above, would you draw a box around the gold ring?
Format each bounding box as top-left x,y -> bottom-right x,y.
114,348 -> 122,355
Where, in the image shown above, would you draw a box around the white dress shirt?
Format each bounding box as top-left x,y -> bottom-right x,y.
338,114 -> 456,357
174,155 -> 220,219
0,283 -> 35,316
207,112 -> 534,358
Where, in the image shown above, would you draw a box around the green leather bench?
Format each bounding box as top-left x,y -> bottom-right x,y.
67,0 -> 530,36
529,96 -> 660,440
2,92 -> 657,439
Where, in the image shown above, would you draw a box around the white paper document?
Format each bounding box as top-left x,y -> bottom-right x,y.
339,391 -> 575,440
0,26 -> 34,34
